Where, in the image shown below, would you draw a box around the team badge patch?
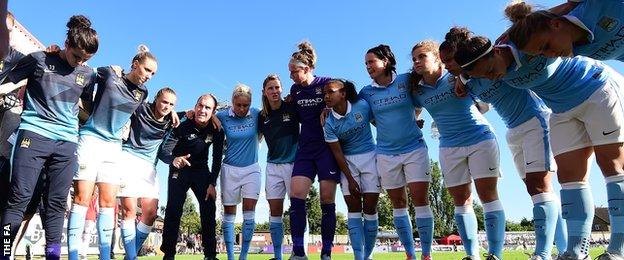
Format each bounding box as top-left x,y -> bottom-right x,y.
20,137 -> 31,148
75,74 -> 86,86
204,134 -> 213,143
447,75 -> 456,85
282,113 -> 291,122
398,82 -> 407,93
315,87 -> 322,95
354,112 -> 363,122
133,89 -> 143,101
599,16 -> 619,32
0,60 -> 5,72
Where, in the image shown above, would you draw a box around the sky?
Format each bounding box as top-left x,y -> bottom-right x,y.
10,1 -> 624,223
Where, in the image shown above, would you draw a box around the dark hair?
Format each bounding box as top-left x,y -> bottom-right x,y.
505,1 -> 560,49
440,27 -> 472,55
66,15 -> 98,54
260,74 -> 281,117
155,87 -> 176,101
290,41 -> 316,69
327,79 -> 358,103
366,44 -> 397,76
132,44 -> 157,64
454,35 -> 493,71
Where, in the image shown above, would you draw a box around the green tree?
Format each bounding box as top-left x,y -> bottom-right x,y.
426,160 -> 456,237
335,212 -> 348,235
377,192 -> 394,230
180,194 -> 201,234
256,221 -> 271,232
520,217 -> 534,231
282,209 -> 291,235
474,202 -> 484,231
306,186 -> 322,234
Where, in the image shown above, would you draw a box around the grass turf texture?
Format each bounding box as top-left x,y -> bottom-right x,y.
132,248 -> 607,259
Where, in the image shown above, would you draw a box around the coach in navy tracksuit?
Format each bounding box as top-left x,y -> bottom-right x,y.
158,94 -> 224,260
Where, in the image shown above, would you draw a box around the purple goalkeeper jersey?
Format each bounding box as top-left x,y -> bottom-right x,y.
289,76 -> 331,158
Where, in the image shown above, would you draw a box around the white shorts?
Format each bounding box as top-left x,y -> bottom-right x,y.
550,82 -> 624,156
440,139 -> 501,188
117,151 -> 159,199
377,147 -> 431,190
265,162 -> 293,200
506,115 -> 556,179
340,151 -> 381,196
73,135 -> 122,184
220,163 -> 261,206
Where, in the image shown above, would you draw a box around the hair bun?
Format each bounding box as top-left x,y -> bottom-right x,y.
137,44 -> 150,54
505,0 -> 533,23
67,15 -> 92,30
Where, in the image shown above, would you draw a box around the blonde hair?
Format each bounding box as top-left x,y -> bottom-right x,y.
290,41 -> 317,69
132,44 -> 157,64
260,74 -> 281,117
232,83 -> 252,101
154,87 -> 176,101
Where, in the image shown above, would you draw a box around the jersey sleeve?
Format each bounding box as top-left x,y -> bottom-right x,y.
7,54 -> 38,84
80,67 -> 98,101
323,121 -> 339,143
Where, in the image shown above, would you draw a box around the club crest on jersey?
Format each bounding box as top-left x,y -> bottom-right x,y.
282,113 -> 291,122
204,134 -> 213,143
133,90 -> 143,102
398,82 -> 407,93
75,74 -> 86,86
354,112 -> 363,122
315,87 -> 322,95
20,137 -> 31,148
0,60 -> 4,72
599,16 -> 619,32
447,75 -> 456,85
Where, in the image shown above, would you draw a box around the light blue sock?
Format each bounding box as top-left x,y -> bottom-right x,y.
554,196 -> 568,255
222,214 -> 236,260
347,213 -> 364,260
120,220 -> 136,260
240,211 -> 256,260
67,204 -> 88,260
561,182 -> 594,258
606,175 -> 624,255
393,208 -> 415,258
363,213 -> 379,259
269,216 -> 284,260
483,200 -> 505,259
454,204 -> 478,258
97,207 -> 115,260
414,205 -> 434,257
531,193 -> 558,259
135,221 -> 152,253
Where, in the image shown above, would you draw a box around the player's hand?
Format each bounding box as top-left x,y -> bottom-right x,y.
110,65 -> 124,78
211,114 -> 222,130
454,78 -> 468,97
347,176 -> 361,197
416,119 -> 425,129
173,154 -> 191,169
319,108 -> 330,126
45,44 -> 61,54
171,111 -> 181,128
205,184 -> 216,200
186,109 -> 195,119
284,94 -> 292,103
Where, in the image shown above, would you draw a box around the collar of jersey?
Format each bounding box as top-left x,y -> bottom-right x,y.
228,107 -> 251,117
497,44 -> 522,71
563,15 -> 594,43
418,69 -> 449,89
370,72 -> 397,88
330,101 -> 352,120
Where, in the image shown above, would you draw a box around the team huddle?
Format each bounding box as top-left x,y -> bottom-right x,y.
1,0 -> 624,260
